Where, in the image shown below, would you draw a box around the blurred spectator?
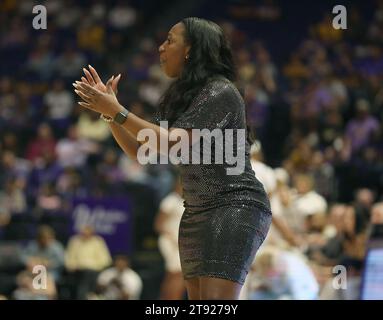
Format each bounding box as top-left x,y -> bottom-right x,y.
13,263 -> 57,300
54,46 -> 86,80
250,141 -> 276,196
56,167 -> 88,200
314,13 -> 343,44
266,168 -> 301,247
54,0 -> 81,29
254,44 -> 277,93
0,177 -> 27,214
25,123 -> 57,164
307,150 -> 336,201
248,246 -> 319,300
65,225 -> 112,299
56,125 -> 99,168
28,149 -> 63,198
26,40 -> 55,80
342,206 -> 367,261
353,188 -> 376,227
291,174 -> 328,233
2,132 -> 20,155
344,99 -> 380,156
236,48 -> 256,82
96,148 -> 126,188
36,182 -> 63,213
76,110 -> 111,142
76,19 -> 106,53
318,204 -> 347,264
369,202 -> 383,239
108,1 -> 137,30
0,77 -> 17,126
154,177 -> 185,300
43,80 -> 74,132
1,150 -> 30,184
0,205 -> 10,228
245,83 -> 270,141
96,255 -> 142,300
370,202 -> 383,225
319,257 -> 363,300
21,225 -> 65,282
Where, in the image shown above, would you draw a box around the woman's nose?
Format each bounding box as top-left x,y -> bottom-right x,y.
158,44 -> 164,53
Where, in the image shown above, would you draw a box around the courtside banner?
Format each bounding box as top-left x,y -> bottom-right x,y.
70,197 -> 132,254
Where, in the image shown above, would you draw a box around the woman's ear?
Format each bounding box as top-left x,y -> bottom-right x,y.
184,45 -> 191,58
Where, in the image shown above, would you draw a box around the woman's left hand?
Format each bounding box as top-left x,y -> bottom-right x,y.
73,76 -> 124,119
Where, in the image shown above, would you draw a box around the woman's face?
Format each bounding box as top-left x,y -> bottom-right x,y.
158,22 -> 190,78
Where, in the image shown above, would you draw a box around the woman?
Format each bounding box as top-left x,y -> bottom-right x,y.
73,17 -> 272,300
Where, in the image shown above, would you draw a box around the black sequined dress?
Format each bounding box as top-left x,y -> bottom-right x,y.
155,76 -> 272,285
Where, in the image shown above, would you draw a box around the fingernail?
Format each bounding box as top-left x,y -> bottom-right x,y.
118,74 -> 121,78
75,90 -> 79,94
89,64 -> 92,68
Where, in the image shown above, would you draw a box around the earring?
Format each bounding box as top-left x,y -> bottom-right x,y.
185,55 -> 189,60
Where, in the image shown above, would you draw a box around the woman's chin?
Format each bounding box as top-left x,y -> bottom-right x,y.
163,68 -> 177,79
160,63 -> 169,76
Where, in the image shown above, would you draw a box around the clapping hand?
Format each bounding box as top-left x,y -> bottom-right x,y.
73,65 -> 123,119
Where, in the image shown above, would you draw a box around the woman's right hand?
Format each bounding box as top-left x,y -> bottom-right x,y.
80,65 -> 121,95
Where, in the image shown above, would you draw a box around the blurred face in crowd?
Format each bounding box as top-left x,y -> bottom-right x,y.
67,125 -> 78,140
37,227 -> 54,248
37,123 -> 53,140
115,256 -> 129,272
355,100 -> 370,120
254,247 -> 286,291
355,188 -> 374,209
329,204 -> 346,233
343,206 -> 356,236
371,203 -> 383,225
2,151 -> 16,168
80,225 -> 94,239
158,22 -> 190,78
52,80 -> 64,92
294,175 -> 314,195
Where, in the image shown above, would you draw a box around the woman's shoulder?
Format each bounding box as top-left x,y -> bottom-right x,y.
197,76 -> 243,103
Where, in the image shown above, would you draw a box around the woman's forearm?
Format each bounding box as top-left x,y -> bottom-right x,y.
119,108 -> 191,155
109,121 -> 140,160
123,111 -> 169,147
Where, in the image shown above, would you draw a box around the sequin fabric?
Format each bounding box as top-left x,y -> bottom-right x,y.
154,77 -> 272,285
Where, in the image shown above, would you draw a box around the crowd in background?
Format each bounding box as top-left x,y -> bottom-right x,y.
1,0 -> 383,299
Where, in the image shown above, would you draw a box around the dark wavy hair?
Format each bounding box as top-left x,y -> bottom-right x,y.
159,17 -> 254,142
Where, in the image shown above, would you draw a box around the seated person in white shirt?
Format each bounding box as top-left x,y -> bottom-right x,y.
96,255 -> 142,300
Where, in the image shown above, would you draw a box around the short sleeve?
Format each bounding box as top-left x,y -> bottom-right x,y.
171,80 -> 244,131
150,110 -> 162,126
